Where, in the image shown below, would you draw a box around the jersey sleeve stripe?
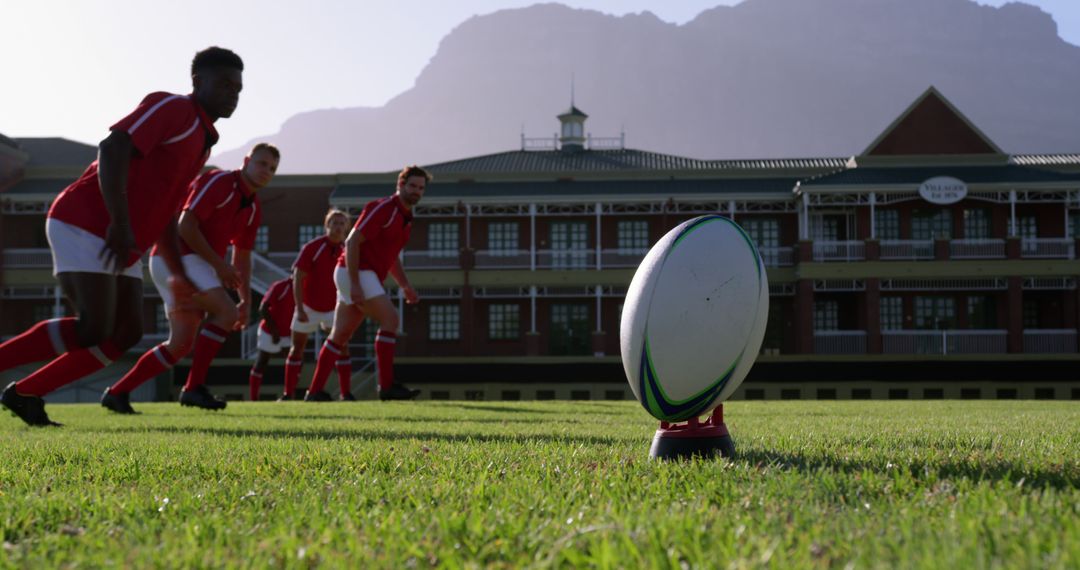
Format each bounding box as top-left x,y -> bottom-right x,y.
127,94 -> 185,135
356,197 -> 393,233
188,171 -> 232,210
162,118 -> 201,145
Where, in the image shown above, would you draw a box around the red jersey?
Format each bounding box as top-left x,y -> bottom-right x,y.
48,92 -> 218,266
178,169 -> 261,258
336,195 -> 413,282
259,278 -> 295,336
294,236 -> 344,312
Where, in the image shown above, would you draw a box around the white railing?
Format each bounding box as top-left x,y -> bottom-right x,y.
1023,329 -> 1078,353
880,240 -> 935,260
1021,238 -> 1075,259
812,241 -> 865,262
474,249 -> 532,269
401,251 -> 460,270
882,330 -> 1007,354
599,248 -> 648,268
266,252 -> 297,270
250,251 -> 289,294
950,239 -> 1006,259
521,136 -> 558,151
3,248 -> 52,268
813,331 -> 867,354
759,246 -> 794,267
536,249 -> 592,270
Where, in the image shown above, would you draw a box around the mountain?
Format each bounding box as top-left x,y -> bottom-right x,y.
213,0 -> 1080,173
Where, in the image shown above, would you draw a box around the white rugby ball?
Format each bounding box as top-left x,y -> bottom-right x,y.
620,215 -> 768,422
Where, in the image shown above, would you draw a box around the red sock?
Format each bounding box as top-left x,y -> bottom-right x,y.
182,324 -> 228,391
307,340 -> 343,394
375,330 -> 396,391
284,354 -> 303,397
249,368 -> 263,401
110,344 -> 177,394
0,317 -> 78,373
15,340 -> 124,397
337,358 -> 352,396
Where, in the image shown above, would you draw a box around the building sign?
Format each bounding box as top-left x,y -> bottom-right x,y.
918,176 -> 968,205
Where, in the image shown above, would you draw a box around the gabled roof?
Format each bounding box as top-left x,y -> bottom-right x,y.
15,137 -> 97,168
862,87 -> 1004,156
799,165 -> 1080,189
558,105 -> 588,119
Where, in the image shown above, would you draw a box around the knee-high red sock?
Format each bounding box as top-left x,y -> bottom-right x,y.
182,324 -> 228,391
0,317 -> 79,373
110,343 -> 177,394
307,340 -> 343,394
337,358 -> 352,396
15,340 -> 125,397
248,368 -> 263,401
375,330 -> 396,391
283,354 -> 303,397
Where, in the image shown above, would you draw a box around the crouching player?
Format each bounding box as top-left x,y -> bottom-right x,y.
101,143 -> 279,413
304,165 -> 427,402
247,277 -> 294,401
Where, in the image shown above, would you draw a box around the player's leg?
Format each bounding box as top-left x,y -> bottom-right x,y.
305,301 -> 364,401
249,350 -> 273,401
336,341 -> 354,401
363,293 -> 416,400
282,329 -> 310,400
179,286 -> 237,410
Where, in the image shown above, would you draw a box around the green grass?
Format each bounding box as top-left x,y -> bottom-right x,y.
1,400 -> 1077,568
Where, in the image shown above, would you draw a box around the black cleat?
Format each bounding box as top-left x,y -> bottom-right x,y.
339,392 -> 357,402
276,393 -> 299,402
2,382 -> 62,427
101,388 -> 139,415
304,390 -> 332,402
378,383 -> 421,401
179,385 -> 227,411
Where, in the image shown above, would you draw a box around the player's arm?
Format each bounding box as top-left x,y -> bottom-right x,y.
259,303 -> 281,342
178,210 -> 241,289
389,259 -> 419,304
232,247 -> 253,329
96,130 -> 136,272
345,228 -> 366,306
292,267 -> 309,322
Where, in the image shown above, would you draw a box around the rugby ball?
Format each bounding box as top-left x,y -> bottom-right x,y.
620,215 -> 768,422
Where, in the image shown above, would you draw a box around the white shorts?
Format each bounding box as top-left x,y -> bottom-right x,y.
46,218 -> 143,279
256,326 -> 292,353
149,254 -> 222,312
334,266 -> 386,304
290,304 -> 334,334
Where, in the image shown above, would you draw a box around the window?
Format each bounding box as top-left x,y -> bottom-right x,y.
550,221 -> 589,269
254,226 -> 269,253
616,220 -> 650,251
888,389 -> 909,400
914,296 -> 956,329
550,303 -> 590,355
1022,299 -> 1040,329
880,297 -> 904,330
429,305 -> 460,340
966,296 -> 996,329
501,390 -> 521,401
297,225 -> 322,249
742,217 -> 779,249
875,210 -> 900,240
923,389 -> 945,400
1070,212 -> 1080,239
814,216 -> 841,241
428,222 -> 459,257
814,300 -> 839,331
155,305 -> 169,334
488,304 -> 520,340
1017,216 -> 1038,239
963,209 -> 991,239
487,222 -> 519,253
911,209 -> 952,240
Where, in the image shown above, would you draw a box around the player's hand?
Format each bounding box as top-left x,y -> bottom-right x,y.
234,300 -> 251,331
295,307 -> 309,323
350,282 -> 365,307
215,263 -> 241,290
168,274 -> 199,313
99,223 -> 136,274
403,285 -> 419,304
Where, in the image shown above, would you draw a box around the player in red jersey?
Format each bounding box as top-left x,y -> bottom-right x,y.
281,210 -> 350,401
0,47 -> 243,426
304,166 -> 428,402
100,143 -> 279,414
247,277 -> 295,401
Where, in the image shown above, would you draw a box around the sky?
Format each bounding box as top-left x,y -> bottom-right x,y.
2,0 -> 1077,155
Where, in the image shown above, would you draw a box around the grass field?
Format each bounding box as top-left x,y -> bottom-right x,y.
1,400 -> 1077,568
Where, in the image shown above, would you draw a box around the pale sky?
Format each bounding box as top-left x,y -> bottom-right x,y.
2,0 -> 1076,155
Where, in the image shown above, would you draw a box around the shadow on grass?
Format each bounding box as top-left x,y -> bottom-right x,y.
733,447 -> 1078,491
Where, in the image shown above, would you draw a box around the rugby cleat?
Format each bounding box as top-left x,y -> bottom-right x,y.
303,389 -> 333,402
179,385 -> 228,411
378,383 -> 421,401
2,382 -> 62,427
101,388 -> 140,415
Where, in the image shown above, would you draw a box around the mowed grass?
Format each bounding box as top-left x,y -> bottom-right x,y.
1,400 -> 1077,569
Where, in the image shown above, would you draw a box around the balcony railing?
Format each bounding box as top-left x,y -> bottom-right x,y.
812,241 -> 865,262
950,239 -> 1006,259
599,248 -> 648,268
3,248 -> 52,268
266,252 -> 297,271
759,246 -> 795,267
1023,329 -> 1078,353
536,249 -> 593,270
1021,238 -> 1075,259
880,240 -> 935,260
882,330 -> 1008,354
813,330 -> 867,354
474,249 -> 532,269
401,251 -> 462,270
